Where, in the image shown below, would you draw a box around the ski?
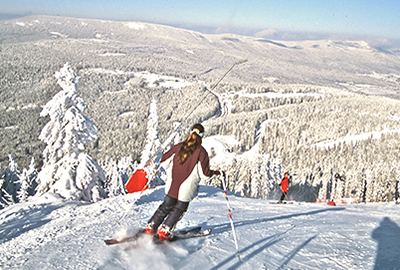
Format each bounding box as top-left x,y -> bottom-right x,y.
269,201 -> 294,204
173,226 -> 202,236
104,231 -> 145,245
158,227 -> 211,243
121,228 -> 212,251
104,226 -> 209,246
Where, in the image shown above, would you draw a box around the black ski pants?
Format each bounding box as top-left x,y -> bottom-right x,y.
279,191 -> 287,203
147,195 -> 189,232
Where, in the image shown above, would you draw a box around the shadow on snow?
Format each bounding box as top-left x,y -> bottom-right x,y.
208,229 -> 289,270
206,207 -> 343,269
0,202 -> 78,245
372,217 -> 400,270
210,207 -> 345,235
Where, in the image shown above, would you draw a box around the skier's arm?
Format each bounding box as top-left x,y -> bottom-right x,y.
199,147 -> 220,177
160,143 -> 181,163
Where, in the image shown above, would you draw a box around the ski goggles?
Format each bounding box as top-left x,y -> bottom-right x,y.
192,128 -> 204,138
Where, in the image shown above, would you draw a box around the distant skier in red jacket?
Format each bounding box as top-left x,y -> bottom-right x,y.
144,123 -> 220,240
278,172 -> 290,203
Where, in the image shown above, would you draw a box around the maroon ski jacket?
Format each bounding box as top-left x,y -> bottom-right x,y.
160,142 -> 218,202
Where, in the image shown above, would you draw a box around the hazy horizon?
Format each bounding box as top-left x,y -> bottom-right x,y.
1,0 -> 400,48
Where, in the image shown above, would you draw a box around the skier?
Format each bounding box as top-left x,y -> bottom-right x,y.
278,172 -> 290,203
143,123 -> 221,240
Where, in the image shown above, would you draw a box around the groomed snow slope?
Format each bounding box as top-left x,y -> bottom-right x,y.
1,185 -> 400,269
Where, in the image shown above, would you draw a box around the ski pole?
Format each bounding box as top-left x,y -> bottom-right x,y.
115,181 -> 152,226
220,172 -> 241,260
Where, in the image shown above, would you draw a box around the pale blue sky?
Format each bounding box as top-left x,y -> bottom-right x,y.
2,0 -> 399,42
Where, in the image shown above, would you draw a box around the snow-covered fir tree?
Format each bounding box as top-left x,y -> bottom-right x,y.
0,168 -> 7,208
17,169 -> 30,203
0,155 -> 21,207
27,157 -> 38,193
0,189 -> 14,208
140,98 -> 162,166
100,156 -> 137,197
109,163 -> 126,197
138,98 -> 163,187
17,157 -> 38,203
36,63 -> 106,202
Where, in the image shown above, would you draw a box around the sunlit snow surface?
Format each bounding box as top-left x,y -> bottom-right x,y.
1,186 -> 399,269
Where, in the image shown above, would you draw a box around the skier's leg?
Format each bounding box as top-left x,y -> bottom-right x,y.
147,195 -> 177,231
161,200 -> 190,232
279,192 -> 285,203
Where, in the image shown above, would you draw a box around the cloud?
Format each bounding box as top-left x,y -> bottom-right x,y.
327,33 -> 400,49
362,37 -> 400,49
253,28 -> 330,41
254,28 -> 279,38
175,22 -> 400,49
215,26 -> 233,34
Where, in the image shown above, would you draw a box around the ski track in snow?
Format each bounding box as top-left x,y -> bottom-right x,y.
1,186 -> 399,269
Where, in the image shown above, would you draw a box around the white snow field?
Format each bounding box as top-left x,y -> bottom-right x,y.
1,185 -> 399,270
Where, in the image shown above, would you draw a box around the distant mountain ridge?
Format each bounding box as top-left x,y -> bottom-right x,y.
1,15 -> 400,86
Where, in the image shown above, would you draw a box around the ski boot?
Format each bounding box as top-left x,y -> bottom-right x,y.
143,224 -> 155,235
157,226 -> 172,241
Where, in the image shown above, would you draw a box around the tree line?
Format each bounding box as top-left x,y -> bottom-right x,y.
2,63 -> 400,206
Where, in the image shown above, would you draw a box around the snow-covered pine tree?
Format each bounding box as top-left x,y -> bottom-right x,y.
27,157 -> 38,194
249,160 -> 262,198
111,163 -> 126,197
140,98 -> 162,166
365,170 -> 376,202
118,156 -> 136,177
235,162 -> 251,197
2,155 -> 21,204
317,170 -> 330,200
264,158 -> 282,199
36,63 -> 106,202
104,158 -> 126,197
100,156 -> 137,197
17,157 -> 38,203
0,168 -> 7,208
387,168 -> 397,202
0,155 -> 20,208
164,121 -> 182,147
17,169 -> 30,202
139,98 -> 163,188
1,189 -> 14,208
